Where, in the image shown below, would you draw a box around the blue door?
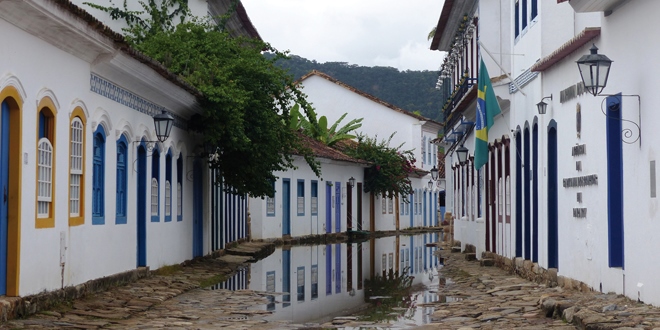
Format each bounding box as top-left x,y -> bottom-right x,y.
137,145 -> 147,267
326,184 -> 332,233
548,120 -> 558,269
282,179 -> 290,235
532,123 -> 539,263
335,182 -> 341,232
0,102 -> 9,293
607,94 -> 624,268
192,159 -> 204,257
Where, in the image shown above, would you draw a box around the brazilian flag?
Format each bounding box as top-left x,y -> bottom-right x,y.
474,58 -> 501,170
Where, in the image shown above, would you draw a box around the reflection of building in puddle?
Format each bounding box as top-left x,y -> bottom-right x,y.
208,267 -> 249,291
243,233 -> 442,325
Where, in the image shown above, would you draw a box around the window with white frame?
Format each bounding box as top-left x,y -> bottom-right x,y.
422,136 -> 426,164
506,175 -> 511,216
37,138 -> 53,218
177,182 -> 182,216
151,178 -> 159,216
165,181 -> 171,217
388,197 -> 393,214
382,195 -> 386,214
69,118 -> 83,217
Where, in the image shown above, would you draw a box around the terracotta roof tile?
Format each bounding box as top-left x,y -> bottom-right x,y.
295,133 -> 370,166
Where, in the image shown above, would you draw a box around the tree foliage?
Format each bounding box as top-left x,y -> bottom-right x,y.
290,104 -> 363,147
87,0 -> 319,197
341,134 -> 415,201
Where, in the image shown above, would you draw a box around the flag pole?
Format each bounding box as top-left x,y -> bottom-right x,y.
477,40 -> 526,97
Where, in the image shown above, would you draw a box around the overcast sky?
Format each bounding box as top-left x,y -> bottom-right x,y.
241,0 -> 446,72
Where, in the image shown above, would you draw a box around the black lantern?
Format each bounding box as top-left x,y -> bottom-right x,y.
348,177 -> 356,188
456,145 -> 469,165
576,44 -> 613,96
430,166 -> 439,181
427,180 -> 433,190
154,111 -> 175,143
536,95 -> 552,115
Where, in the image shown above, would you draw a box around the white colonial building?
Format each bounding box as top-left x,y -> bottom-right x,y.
0,0 -> 257,297
298,71 -> 443,232
434,0 -> 660,306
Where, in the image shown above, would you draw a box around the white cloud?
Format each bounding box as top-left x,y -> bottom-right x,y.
241,0 -> 446,71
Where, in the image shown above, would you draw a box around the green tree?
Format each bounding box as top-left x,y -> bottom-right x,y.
290,104 -> 363,147
341,133 -> 415,200
87,0 -> 319,197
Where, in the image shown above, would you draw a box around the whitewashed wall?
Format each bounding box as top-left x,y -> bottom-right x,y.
0,17 -> 200,296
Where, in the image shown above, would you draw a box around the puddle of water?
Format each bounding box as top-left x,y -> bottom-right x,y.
214,233 -> 444,327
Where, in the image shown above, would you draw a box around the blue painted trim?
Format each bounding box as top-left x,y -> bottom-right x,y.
92,126 -> 106,225
137,143 -> 148,267
164,149 -> 172,222
547,121 -> 558,269
532,123 -> 539,263
423,191 -> 427,227
335,244 -> 341,293
606,94 -> 624,268
282,179 -> 291,236
325,183 -> 332,233
192,158 -> 204,257
89,74 -> 186,129
515,129 -> 523,258
115,135 -> 128,224
523,125 -> 531,260
0,102 -> 9,294
151,146 -> 160,223
335,182 -> 341,232
177,154 -> 183,222
282,249 -> 291,305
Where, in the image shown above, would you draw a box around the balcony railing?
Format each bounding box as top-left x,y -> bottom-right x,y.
441,71 -> 476,133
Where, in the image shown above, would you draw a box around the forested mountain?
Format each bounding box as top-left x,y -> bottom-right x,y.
266,53 -> 443,122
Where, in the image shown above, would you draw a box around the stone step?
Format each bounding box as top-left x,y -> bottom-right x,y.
465,253 -> 477,261
480,258 -> 495,267
451,246 -> 462,253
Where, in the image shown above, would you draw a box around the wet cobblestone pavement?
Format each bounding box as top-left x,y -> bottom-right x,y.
4,240 -> 660,329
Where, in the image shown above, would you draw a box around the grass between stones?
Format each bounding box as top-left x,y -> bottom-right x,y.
199,274 -> 228,288
153,264 -> 183,276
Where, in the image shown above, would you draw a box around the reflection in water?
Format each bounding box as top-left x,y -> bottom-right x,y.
219,232 -> 441,326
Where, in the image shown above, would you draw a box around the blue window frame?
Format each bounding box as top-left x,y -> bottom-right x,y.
531,0 -> 538,20
165,149 -> 173,222
515,0 -> 520,39
522,0 -> 528,30
151,146 -> 160,222
177,154 -> 183,221
297,179 -> 305,216
116,135 -> 128,224
92,126 -> 106,225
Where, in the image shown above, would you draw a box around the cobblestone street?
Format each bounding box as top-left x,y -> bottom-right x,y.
3,239 -> 660,329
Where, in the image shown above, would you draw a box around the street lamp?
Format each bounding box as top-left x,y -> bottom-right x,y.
154,111 -> 175,143
456,145 -> 469,165
348,177 -> 356,188
536,95 -> 552,115
430,166 -> 439,180
576,44 -> 613,96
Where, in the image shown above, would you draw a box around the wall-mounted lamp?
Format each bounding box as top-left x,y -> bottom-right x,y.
134,111 -> 175,150
456,145 -> 469,165
348,177 -> 356,188
536,95 -> 552,115
430,166 -> 439,181
576,44 -> 613,96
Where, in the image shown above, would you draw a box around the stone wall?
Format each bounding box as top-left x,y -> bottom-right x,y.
481,251 -> 592,293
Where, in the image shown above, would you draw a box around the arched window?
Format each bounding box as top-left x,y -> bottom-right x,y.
151,178 -> 159,217
37,138 -> 53,219
151,147 -> 160,222
165,150 -> 172,222
69,115 -> 84,225
116,135 -> 128,224
36,100 -> 56,228
92,126 -> 106,225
